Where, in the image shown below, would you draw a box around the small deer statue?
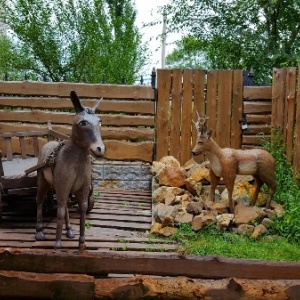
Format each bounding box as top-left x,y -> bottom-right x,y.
191,114 -> 277,213
35,91 -> 105,251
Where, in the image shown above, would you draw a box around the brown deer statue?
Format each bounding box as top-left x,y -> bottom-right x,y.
191,113 -> 277,213
35,91 -> 105,251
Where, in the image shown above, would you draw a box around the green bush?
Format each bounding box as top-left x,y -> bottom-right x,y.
263,129 -> 300,243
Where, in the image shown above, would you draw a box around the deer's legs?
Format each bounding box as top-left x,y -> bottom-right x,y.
35,173 -> 50,241
209,169 -> 220,202
250,176 -> 263,207
223,173 -> 236,213
65,204 -> 74,239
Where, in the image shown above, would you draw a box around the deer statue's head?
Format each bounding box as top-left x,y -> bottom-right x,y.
70,91 -> 105,157
191,113 -> 212,156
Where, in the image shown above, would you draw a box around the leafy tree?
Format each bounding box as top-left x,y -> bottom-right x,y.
162,0 -> 300,84
0,0 -> 146,83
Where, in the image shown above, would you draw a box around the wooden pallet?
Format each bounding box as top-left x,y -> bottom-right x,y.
0,189 -> 177,253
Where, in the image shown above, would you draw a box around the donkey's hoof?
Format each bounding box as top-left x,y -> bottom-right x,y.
35,232 -> 46,241
79,243 -> 86,253
54,241 -> 62,249
66,229 -> 75,239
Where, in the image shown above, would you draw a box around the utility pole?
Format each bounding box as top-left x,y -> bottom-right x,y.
161,13 -> 167,69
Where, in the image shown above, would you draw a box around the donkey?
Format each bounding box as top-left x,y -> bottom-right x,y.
191,114 -> 277,213
35,91 -> 105,251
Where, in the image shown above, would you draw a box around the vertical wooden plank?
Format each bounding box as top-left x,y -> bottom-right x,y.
181,69 -> 193,165
192,70 -> 206,163
206,70 -> 218,139
156,69 -> 172,160
272,68 -> 286,130
285,67 -> 296,164
5,138 -> 13,161
33,136 -> 40,157
231,70 -> 243,149
169,70 -> 182,160
19,136 -> 26,159
216,70 -> 233,148
293,68 -> 300,176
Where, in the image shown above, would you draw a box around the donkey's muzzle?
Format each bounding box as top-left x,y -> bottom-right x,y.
191,150 -> 198,156
91,144 -> 105,157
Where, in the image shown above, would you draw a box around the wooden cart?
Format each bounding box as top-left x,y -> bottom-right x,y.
0,126 -> 70,220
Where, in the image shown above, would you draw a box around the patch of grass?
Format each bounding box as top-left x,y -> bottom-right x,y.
172,224 -> 300,261
85,221 -> 91,229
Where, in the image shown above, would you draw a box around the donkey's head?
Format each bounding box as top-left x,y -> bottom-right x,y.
191,113 -> 212,156
70,91 -> 105,157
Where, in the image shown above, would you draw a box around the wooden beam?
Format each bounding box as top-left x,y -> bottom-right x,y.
1,249 -> 300,280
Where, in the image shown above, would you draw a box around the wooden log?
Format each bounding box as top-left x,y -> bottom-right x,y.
0,81 -> 155,99
243,101 -> 272,114
243,86 -> 272,100
94,276 -> 300,300
0,111 -> 155,127
1,249 -> 300,280
0,270 -> 94,300
0,97 -> 155,114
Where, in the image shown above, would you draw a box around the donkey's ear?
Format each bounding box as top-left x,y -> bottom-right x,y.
91,97 -> 103,113
70,91 -> 84,113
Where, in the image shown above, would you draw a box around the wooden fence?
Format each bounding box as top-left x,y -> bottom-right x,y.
272,67 -> 300,176
156,69 -> 243,165
0,81 -> 155,162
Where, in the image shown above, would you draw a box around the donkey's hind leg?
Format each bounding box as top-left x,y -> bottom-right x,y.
35,171 -> 50,241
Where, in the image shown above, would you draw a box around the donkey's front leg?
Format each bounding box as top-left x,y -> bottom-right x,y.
76,192 -> 89,252
55,195 -> 69,249
65,204 -> 75,239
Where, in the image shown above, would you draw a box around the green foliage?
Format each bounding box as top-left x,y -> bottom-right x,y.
0,0 -> 147,83
172,224 -> 300,261
161,0 -> 300,84
263,129 -> 300,242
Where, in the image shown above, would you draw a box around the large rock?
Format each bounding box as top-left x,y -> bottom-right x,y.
251,224 -> 267,239
174,211 -> 193,225
234,204 -> 266,226
152,186 -> 184,204
150,222 -> 178,236
151,156 -> 181,176
216,214 -> 234,230
185,178 -> 203,196
186,201 -> 204,215
237,224 -> 255,237
158,165 -> 187,187
191,211 -> 217,231
153,203 -> 175,224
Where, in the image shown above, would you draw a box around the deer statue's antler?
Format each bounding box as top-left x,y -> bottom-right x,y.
193,112 -> 209,134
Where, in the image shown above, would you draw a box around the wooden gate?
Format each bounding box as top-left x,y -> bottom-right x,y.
156,69 -> 243,165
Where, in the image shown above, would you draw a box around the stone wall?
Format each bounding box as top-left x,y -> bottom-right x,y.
92,159 -> 152,191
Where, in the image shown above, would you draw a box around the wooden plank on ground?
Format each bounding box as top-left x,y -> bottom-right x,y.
1,249 -> 300,280
156,69 -> 172,160
0,270 -> 94,300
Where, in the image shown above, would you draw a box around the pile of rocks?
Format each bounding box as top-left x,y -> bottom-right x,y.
151,156 -> 285,239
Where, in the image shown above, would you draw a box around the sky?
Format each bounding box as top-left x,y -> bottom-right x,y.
134,0 -> 180,80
